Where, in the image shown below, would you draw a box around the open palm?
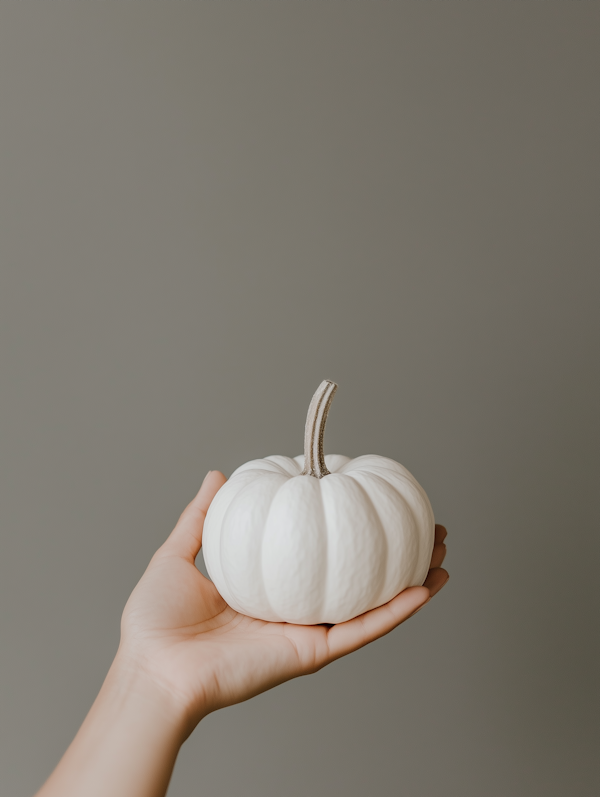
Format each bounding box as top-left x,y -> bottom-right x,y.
120,471 -> 449,725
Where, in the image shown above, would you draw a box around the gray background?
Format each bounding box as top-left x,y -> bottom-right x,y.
1,3 -> 598,796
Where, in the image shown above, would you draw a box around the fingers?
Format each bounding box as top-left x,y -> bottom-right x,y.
324,586 -> 430,663
430,541 -> 447,569
430,525 -> 448,568
435,524 -> 447,544
322,557 -> 450,664
160,470 -> 227,561
423,567 -> 449,597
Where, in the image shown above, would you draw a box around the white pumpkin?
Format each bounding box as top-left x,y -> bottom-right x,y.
203,380 -> 435,625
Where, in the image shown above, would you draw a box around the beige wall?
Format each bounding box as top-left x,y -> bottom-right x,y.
1,3 -> 598,796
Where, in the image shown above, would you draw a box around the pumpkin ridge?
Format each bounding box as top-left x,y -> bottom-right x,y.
340,472 -> 390,609
261,476 -> 327,623
315,475 -> 329,621
352,465 -> 434,586
264,455 -> 302,477
258,478 -> 293,622
203,471 -> 262,601
349,458 -> 427,500
319,473 -> 388,623
219,473 -> 285,620
231,458 -> 294,479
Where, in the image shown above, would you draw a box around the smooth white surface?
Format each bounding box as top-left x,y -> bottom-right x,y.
203,454 -> 435,624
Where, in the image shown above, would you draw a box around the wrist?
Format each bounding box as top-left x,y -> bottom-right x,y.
105,649 -> 196,743
37,649 -> 196,797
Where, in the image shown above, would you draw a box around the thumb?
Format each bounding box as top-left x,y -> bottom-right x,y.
161,470 -> 227,561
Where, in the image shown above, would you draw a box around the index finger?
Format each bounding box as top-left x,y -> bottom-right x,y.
323,586 -> 431,663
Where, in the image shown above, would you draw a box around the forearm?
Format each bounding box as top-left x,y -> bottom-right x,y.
35,652 -> 193,797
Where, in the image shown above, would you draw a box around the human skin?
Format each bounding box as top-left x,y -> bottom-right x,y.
35,470 -> 449,797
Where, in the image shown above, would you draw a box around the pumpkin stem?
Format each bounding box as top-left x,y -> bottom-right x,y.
301,380 -> 338,478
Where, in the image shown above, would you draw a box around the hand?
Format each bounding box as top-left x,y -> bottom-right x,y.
36,472 -> 449,797
119,471 -> 449,732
